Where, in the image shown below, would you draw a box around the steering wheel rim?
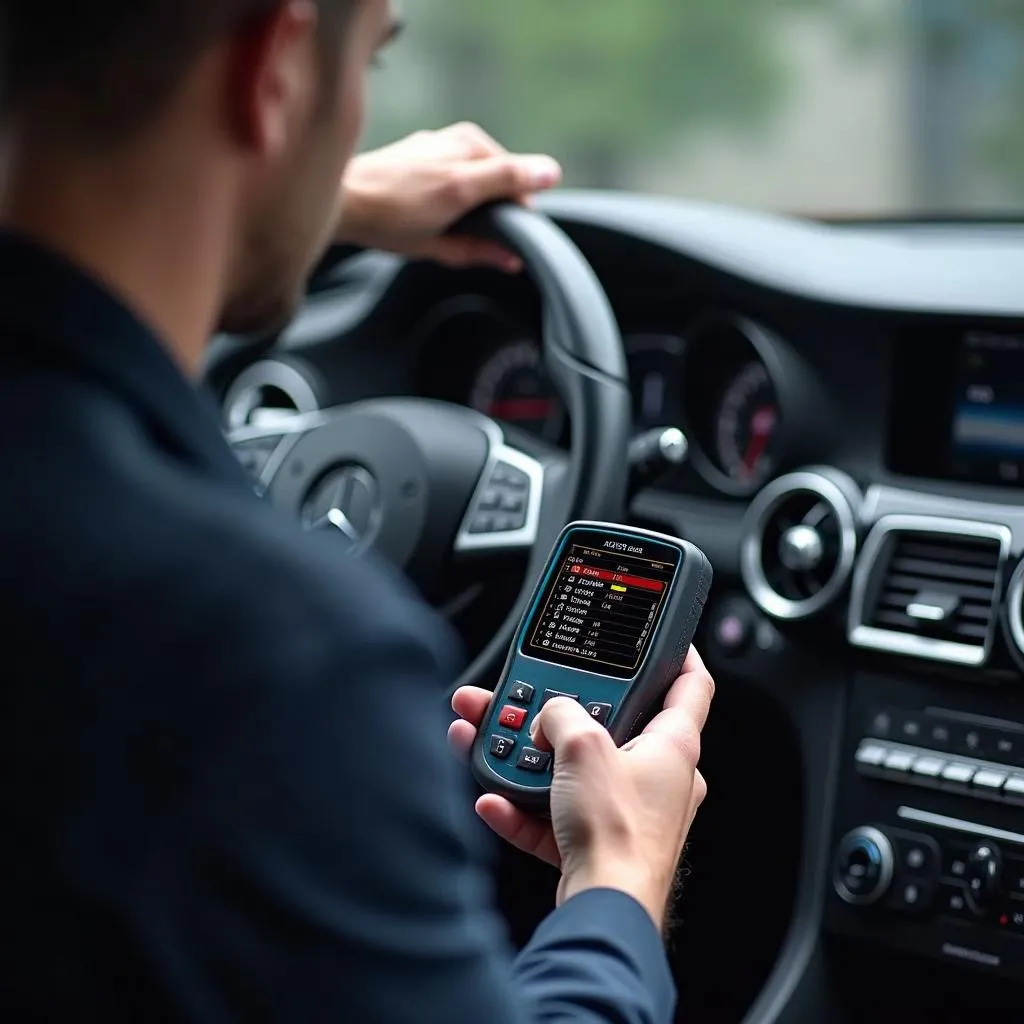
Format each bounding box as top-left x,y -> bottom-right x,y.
223,202 -> 633,695
447,202 -> 632,693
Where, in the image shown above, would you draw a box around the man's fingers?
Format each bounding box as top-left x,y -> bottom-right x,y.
451,685 -> 494,727
476,794 -> 561,868
447,719 -> 477,761
446,121 -> 508,158
443,154 -> 562,214
427,236 -> 523,273
652,648 -> 715,733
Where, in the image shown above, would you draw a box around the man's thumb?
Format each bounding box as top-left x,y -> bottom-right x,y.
532,697 -> 611,760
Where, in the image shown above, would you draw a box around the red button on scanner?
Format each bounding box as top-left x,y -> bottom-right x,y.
498,705 -> 527,731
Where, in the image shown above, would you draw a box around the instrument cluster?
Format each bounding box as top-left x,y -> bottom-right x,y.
417,298 -> 818,498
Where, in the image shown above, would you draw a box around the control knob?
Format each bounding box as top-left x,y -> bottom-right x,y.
965,841 -> 1002,913
833,826 -> 894,906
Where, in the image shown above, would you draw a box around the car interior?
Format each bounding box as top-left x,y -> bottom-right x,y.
204,192 -> 1024,1023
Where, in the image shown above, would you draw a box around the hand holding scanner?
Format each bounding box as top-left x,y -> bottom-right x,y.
471,521 -> 713,811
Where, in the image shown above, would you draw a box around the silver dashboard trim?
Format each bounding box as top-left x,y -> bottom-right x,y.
740,470 -> 859,620
1004,556 -> 1024,664
897,806 -> 1024,848
454,421 -> 545,553
847,514 -> 1011,667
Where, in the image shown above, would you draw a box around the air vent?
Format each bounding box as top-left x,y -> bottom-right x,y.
848,516 -> 1010,666
223,359 -> 320,431
740,469 -> 860,620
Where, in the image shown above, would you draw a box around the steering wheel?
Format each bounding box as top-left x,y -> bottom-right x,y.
227,203 -> 633,692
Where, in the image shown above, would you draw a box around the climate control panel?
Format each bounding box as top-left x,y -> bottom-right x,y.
826,685 -> 1024,982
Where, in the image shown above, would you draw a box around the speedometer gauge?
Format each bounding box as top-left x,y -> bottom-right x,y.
714,362 -> 778,485
470,341 -> 565,442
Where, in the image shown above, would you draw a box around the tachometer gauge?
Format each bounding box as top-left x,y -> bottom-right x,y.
714,362 -> 778,486
470,341 -> 565,441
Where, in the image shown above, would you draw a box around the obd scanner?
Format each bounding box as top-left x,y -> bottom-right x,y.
471,521 -> 713,811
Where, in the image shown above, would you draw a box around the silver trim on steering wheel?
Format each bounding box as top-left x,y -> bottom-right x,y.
454,420 -> 545,553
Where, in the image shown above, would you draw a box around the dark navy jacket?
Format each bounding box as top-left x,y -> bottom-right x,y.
0,233 -> 675,1023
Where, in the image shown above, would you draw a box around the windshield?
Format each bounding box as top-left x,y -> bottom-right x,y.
366,0 -> 1024,218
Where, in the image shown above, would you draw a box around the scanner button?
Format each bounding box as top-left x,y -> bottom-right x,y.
585,702 -> 613,726
498,706 -> 527,731
489,735 -> 516,760
509,682 -> 535,704
542,690 -> 579,708
517,748 -> 552,773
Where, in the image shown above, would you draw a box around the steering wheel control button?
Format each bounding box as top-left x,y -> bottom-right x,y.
517,748 -> 551,773
498,706 -> 527,731
509,682 -> 535,704
468,461 -> 532,535
833,826 -> 895,906
541,690 -> 579,708
491,463 -> 530,490
489,735 -> 516,760
585,702 -> 613,726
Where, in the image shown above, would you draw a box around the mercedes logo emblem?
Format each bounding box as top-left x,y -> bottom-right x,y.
302,465 -> 383,552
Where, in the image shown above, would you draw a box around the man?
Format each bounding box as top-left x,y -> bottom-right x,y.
0,1 -> 714,1021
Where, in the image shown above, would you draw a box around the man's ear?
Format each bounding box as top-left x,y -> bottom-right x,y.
225,0 -> 321,156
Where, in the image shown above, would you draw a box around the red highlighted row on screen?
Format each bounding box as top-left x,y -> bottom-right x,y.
568,564 -> 664,592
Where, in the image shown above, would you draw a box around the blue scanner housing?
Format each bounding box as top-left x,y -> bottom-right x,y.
471,521 -> 712,810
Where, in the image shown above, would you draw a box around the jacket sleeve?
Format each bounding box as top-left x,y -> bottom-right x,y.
126,559 -> 676,1024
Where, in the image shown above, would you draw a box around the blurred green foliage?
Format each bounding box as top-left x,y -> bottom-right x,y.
369,0 -> 817,186
365,0 -> 1024,207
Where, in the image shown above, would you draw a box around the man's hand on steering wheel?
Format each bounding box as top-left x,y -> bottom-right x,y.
335,122 -> 562,272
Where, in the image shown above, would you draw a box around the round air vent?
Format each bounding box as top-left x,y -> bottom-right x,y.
224,359 -> 320,431
740,469 -> 860,621
1003,557 -> 1024,673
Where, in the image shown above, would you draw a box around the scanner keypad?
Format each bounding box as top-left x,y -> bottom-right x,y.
488,682 -> 615,777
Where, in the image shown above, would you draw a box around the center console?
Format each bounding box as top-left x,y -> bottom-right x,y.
825,673 -> 1024,982
734,432 -> 1024,988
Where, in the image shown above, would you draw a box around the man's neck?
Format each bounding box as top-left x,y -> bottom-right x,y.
0,136 -> 233,377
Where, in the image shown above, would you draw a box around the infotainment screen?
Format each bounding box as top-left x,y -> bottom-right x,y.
887,324 -> 1024,485
950,331 -> 1024,484
521,528 -> 679,680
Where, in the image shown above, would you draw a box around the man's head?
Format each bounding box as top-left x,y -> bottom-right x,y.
0,0 -> 399,338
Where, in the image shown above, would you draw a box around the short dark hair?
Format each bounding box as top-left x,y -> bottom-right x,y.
0,0 -> 354,146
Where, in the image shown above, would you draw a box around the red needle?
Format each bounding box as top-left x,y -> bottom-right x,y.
741,406 -> 776,476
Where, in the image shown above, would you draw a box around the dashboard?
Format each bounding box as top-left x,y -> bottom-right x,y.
207,193 -> 1024,1024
